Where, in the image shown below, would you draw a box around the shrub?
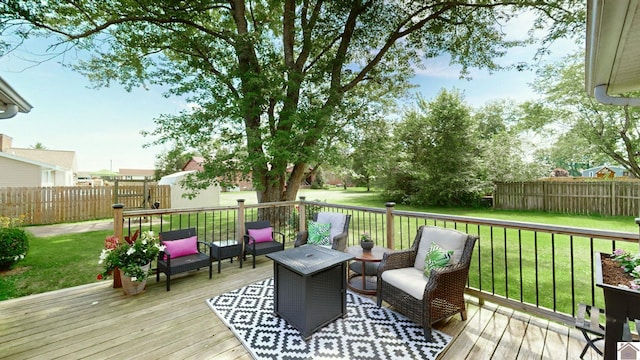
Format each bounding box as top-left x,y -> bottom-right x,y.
0,227 -> 29,270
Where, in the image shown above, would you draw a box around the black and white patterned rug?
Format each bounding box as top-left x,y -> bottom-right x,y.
206,278 -> 451,360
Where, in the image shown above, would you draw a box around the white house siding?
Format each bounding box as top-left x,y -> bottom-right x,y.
53,169 -> 74,187
0,156 -> 42,187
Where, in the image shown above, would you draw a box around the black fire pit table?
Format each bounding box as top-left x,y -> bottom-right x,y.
266,245 -> 354,340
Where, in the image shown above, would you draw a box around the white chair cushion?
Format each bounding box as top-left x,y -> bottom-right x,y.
381,267 -> 428,300
414,226 -> 468,271
316,212 -> 346,242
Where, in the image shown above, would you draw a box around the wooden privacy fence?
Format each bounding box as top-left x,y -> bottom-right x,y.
0,185 -> 170,225
494,181 -> 640,216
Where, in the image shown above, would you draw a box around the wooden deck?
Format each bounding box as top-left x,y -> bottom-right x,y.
0,257 -> 600,360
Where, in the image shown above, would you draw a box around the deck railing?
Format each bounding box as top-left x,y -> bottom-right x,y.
114,197 -> 639,328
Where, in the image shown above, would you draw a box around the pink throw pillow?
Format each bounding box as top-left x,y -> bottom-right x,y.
163,236 -> 198,259
248,227 -> 273,244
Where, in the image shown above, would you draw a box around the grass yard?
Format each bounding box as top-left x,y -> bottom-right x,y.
0,187 -> 637,303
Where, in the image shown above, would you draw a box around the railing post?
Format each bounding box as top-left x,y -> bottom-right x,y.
299,196 -> 306,232
385,202 -> 395,249
237,199 -> 245,248
113,204 -> 124,241
112,203 -> 124,289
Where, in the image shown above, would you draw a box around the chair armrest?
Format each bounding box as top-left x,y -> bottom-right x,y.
423,263 -> 470,299
197,241 -> 213,257
331,232 -> 348,251
158,250 -> 171,264
294,230 -> 309,247
243,234 -> 256,250
378,248 -> 416,274
273,231 -> 285,243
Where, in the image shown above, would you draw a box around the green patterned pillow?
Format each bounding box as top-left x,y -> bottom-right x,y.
424,243 -> 453,276
308,222 -> 331,246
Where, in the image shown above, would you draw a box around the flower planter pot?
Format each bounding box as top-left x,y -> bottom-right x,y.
113,267 -> 122,289
360,240 -> 374,251
119,263 -> 150,295
595,252 -> 640,360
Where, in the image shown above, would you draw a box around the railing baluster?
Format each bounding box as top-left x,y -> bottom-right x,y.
552,233 -> 556,312
503,227 -> 508,299
490,225 -> 495,295
535,231 -> 539,307
518,229 -> 523,303
570,235 -> 575,316
590,237 -> 596,306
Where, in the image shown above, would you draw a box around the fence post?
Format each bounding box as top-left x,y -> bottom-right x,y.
112,203 -> 124,289
237,199 -> 245,248
611,181 -> 616,216
385,202 -> 395,249
298,196 -> 306,232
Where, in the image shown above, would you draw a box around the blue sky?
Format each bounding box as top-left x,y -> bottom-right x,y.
0,24 -> 580,172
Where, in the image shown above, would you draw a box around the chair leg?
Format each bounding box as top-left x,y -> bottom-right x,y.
579,331 -> 604,358
253,254 -> 256,269
376,295 -> 382,307
166,274 -> 170,291
423,326 -> 433,342
156,270 -> 160,283
460,309 -> 467,321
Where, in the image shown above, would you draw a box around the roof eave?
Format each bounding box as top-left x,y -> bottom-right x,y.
0,76 -> 33,114
585,0 -> 640,106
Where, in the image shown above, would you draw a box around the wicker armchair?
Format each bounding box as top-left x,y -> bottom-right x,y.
376,225 -> 478,341
293,212 -> 351,251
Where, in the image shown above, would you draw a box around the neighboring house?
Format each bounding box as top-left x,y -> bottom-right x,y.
182,156 -> 253,191
581,165 -> 628,178
0,76 -> 33,119
0,151 -> 72,187
0,134 -> 76,187
182,156 -> 205,172
118,168 -> 156,180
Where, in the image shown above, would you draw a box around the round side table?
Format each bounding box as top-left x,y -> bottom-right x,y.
345,245 -> 390,295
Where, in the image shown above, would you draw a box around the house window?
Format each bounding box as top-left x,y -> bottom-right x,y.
43,170 -> 53,186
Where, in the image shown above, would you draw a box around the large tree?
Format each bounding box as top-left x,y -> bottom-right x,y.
525,53 -> 640,177
383,90 -> 488,206
1,1 -> 583,203
474,100 -> 547,182
350,118 -> 392,191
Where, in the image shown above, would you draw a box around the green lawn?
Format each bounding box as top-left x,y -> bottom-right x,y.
0,187 -> 637,302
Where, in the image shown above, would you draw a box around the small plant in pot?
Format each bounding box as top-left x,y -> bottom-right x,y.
360,232 -> 374,251
98,231 -> 164,294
